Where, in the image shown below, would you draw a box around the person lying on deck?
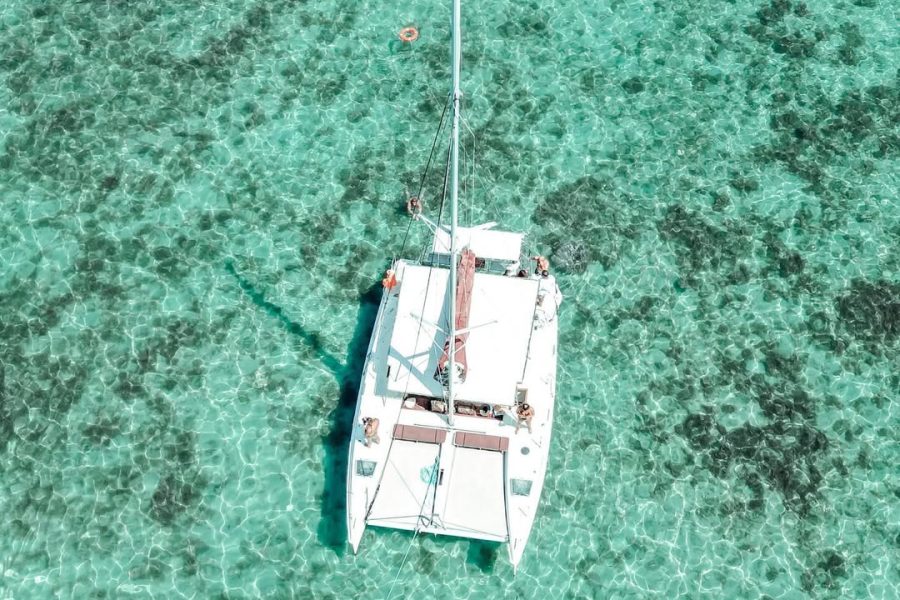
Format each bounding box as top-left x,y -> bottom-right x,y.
363,417 -> 380,447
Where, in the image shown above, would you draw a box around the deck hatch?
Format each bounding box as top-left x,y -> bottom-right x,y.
356,460 -> 377,477
510,479 -> 533,496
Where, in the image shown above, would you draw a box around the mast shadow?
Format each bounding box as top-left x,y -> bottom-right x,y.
225,261 -> 381,555
225,261 -> 344,375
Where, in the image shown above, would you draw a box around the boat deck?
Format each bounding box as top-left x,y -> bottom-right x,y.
365,412 -> 545,542
347,257 -> 561,566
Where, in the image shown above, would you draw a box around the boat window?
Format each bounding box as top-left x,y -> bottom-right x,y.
424,252 -> 452,268
356,460 -> 377,477
511,479 -> 533,496
423,252 -> 514,275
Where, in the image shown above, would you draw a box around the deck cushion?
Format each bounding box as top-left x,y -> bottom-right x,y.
393,424 -> 447,444
453,432 -> 509,452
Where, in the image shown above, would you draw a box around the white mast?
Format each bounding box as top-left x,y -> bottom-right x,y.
446,0 -> 462,426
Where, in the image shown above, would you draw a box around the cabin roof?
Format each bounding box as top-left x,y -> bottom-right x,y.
432,225 -> 524,262
385,263 -> 538,405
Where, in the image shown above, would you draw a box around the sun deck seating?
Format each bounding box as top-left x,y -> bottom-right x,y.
453,431 -> 509,452
393,424 -> 447,444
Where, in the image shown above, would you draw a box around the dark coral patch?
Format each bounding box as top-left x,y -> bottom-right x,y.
747,1 -> 822,58
802,550 -> 848,592
754,79 -> 899,200
681,412 -> 828,515
747,0 -> 823,59
150,472 -> 205,526
676,411 -> 722,450
532,176 -> 641,273
496,4 -> 552,39
838,22 -> 865,66
84,415 -> 124,446
728,174 -> 759,193
0,353 -> 88,453
672,310 -> 832,517
621,76 -> 645,94
836,279 -> 900,345
762,233 -> 805,279
755,0 -> 793,26
656,205 -> 753,288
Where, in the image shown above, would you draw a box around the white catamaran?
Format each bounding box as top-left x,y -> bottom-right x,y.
345,0 -> 562,569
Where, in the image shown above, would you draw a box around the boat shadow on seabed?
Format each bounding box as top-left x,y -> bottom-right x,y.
225,260 -> 381,556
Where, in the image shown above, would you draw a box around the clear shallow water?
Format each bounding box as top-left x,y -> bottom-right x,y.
0,0 -> 898,597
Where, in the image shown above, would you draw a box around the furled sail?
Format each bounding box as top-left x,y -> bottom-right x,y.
437,248 -> 476,382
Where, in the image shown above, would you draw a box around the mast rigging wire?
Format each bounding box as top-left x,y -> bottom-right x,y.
397,95 -> 452,260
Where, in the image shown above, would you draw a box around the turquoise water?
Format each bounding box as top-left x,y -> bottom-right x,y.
1,0 -> 898,597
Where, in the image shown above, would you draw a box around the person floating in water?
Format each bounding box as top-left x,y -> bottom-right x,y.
532,255 -> 549,275
363,417 -> 380,447
406,196 -> 423,218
